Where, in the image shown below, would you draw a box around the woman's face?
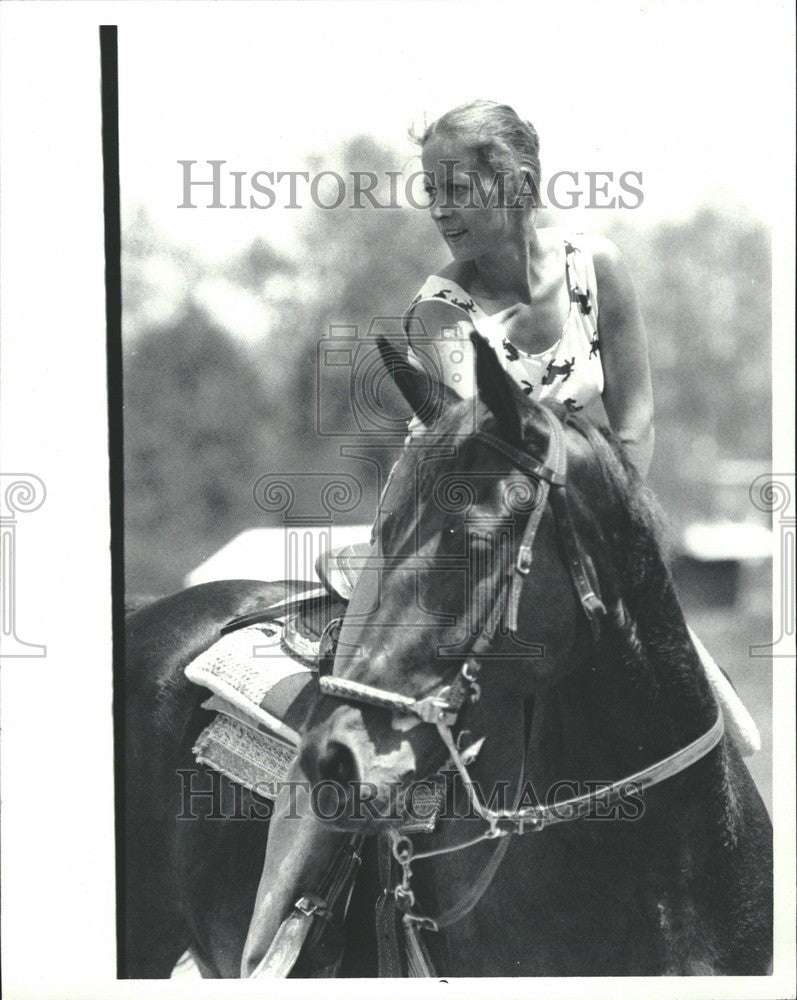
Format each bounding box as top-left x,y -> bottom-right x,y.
421,133 -> 521,261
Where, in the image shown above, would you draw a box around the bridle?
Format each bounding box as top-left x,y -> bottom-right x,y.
316,404 -> 725,945
319,404 -> 603,710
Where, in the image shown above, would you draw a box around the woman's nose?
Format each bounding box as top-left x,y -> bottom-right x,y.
430,201 -> 451,220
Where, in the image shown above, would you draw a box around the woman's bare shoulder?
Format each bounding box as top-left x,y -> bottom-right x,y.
537,224 -> 570,246
579,233 -> 624,271
584,236 -> 641,332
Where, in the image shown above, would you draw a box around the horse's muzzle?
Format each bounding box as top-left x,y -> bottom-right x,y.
298,704 -> 422,831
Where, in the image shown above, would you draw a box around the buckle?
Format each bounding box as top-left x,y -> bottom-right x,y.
294,895 -> 329,919
516,545 -> 533,574
403,913 -> 439,933
317,618 -> 343,676
393,885 -> 416,912
582,593 -> 606,617
414,695 -> 457,726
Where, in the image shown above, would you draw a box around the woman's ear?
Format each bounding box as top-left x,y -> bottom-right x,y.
471,331 -> 523,447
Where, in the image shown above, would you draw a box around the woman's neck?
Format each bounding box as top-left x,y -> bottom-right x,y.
470,224 -> 545,302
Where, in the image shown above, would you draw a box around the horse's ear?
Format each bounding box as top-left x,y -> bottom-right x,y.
376,336 -> 453,426
471,331 -> 523,447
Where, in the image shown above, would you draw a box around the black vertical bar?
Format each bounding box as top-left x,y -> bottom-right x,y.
99,24 -> 126,978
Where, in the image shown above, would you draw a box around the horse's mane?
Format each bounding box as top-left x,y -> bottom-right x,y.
562,412 -> 671,592
560,414 -> 701,685
554,410 -> 740,841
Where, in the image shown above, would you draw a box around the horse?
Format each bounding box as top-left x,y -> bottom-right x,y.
277,333 -> 772,976
124,332 -> 772,977
124,578 -> 382,978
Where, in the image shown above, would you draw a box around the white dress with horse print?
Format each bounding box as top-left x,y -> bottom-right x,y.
402,233 -> 604,421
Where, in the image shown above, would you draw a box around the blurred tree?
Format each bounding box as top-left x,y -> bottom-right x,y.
606,206 -> 771,528
124,304 -> 276,593
253,135 -> 445,502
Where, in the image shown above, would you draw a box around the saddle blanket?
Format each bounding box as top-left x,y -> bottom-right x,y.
185,615 -> 483,818
186,620 -> 318,788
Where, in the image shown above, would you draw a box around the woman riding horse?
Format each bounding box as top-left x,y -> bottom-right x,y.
125,100 -> 769,978
238,100 -> 766,976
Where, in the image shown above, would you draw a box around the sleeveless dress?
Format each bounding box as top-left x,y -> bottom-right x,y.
402,233 -> 604,425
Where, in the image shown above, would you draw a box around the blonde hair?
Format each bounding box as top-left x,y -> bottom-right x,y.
414,99 -> 541,206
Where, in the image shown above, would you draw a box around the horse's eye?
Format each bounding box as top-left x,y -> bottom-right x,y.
440,524 -> 464,553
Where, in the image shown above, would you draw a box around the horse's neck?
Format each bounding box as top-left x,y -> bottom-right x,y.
417,635 -> 741,976
519,582 -> 741,860
537,621 -> 713,773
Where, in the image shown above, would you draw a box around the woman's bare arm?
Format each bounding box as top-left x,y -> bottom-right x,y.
592,236 -> 655,478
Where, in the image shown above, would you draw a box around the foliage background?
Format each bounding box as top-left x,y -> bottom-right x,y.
123,137 -> 771,595
122,137 -> 773,811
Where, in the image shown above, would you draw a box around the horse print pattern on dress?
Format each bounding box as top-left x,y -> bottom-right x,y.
541,356 -> 575,384
403,233 -> 604,415
429,289 -> 477,313
503,338 -> 521,362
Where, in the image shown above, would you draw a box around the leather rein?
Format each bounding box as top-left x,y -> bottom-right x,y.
317,405 -> 725,942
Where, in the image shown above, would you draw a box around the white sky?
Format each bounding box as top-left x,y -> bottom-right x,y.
118,0 -> 791,260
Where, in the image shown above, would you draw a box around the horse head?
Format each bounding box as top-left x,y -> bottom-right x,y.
299,333 -> 614,827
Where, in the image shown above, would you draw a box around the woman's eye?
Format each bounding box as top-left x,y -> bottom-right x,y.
447,183 -> 469,201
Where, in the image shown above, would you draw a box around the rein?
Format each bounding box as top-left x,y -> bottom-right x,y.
316,405 -> 725,957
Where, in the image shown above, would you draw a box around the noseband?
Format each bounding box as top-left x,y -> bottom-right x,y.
316,404 -> 724,943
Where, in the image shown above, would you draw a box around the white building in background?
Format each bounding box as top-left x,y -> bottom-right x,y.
185,524 -> 371,588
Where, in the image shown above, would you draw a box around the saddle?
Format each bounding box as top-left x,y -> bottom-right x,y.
314,541 -> 373,602
218,541 -> 371,647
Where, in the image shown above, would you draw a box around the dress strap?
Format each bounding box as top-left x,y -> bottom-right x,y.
563,235 -> 599,337
403,276 -> 481,336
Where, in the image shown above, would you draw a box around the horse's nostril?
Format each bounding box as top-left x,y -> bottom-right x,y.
317,740 -> 359,786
